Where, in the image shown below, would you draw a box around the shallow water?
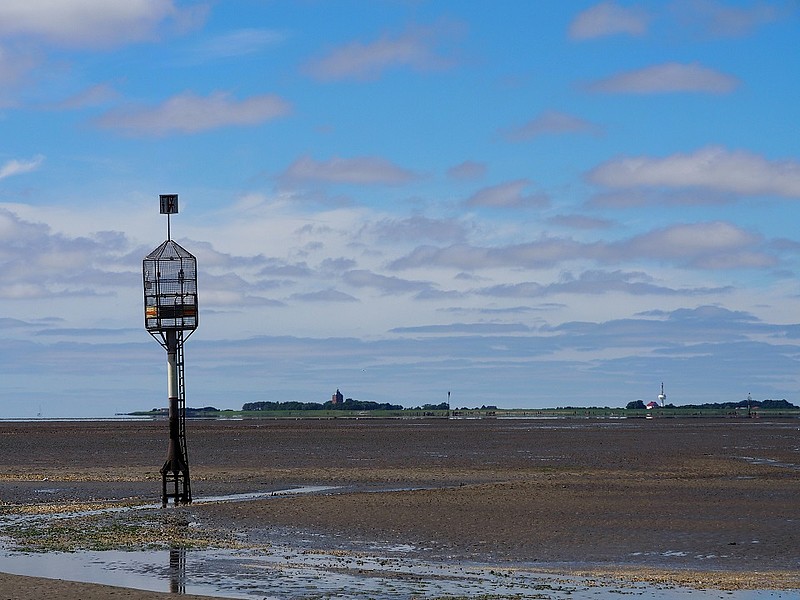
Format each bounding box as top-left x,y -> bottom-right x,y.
0,543 -> 794,599
195,485 -> 341,504
0,485 -> 795,598
0,486 -> 341,526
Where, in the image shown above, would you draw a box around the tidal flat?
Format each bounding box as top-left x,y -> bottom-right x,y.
0,417 -> 797,598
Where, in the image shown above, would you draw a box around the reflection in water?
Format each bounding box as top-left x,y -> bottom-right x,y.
169,546 -> 186,594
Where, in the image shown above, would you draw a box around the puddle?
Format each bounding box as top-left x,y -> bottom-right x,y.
739,456 -> 800,470
0,486 -> 342,526
195,485 -> 339,504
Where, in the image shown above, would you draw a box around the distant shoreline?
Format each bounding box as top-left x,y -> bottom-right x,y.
9,406 -> 799,422
125,406 -> 800,420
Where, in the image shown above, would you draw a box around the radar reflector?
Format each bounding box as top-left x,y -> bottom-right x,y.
160,194 -> 179,214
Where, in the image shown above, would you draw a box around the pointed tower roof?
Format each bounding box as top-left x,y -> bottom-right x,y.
145,239 -> 195,260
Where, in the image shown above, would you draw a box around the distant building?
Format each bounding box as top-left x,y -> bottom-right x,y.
646,401 -> 659,410
331,389 -> 344,405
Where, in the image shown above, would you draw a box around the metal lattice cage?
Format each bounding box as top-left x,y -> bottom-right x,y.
143,240 -> 198,331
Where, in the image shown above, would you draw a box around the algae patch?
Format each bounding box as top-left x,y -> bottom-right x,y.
0,503 -> 239,553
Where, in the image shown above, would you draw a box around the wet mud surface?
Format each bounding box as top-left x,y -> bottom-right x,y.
0,417 -> 798,596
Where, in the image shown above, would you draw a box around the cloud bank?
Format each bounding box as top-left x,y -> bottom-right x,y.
587,62 -> 739,94
569,1 -> 651,39
94,92 -> 291,136
303,24 -> 460,81
0,0 -> 201,48
588,146 -> 800,198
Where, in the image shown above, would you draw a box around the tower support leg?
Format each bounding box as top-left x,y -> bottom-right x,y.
160,330 -> 191,507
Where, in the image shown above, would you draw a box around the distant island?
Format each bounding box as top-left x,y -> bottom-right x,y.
128,397 -> 798,418
242,399 -> 405,412
624,399 -> 795,410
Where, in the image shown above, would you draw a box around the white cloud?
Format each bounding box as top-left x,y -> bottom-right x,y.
588,146 -> 800,198
569,1 -> 650,39
389,239 -> 587,271
547,214 -> 614,230
181,28 -> 285,63
281,155 -> 418,186
57,83 -> 119,109
614,221 -> 774,270
368,216 -> 468,243
342,269 -> 435,295
618,221 -> 769,268
0,155 -> 44,180
447,161 -> 487,181
570,1 -> 782,44
0,44 -> 40,87
291,289 -> 358,303
477,269 -> 724,298
390,322 -> 528,335
465,179 -> 549,209
198,27 -> 284,58
0,0 -> 200,48
303,23 -> 459,81
670,0 -> 782,38
93,91 -> 291,136
587,62 -> 739,94
390,221 -> 771,272
500,110 -> 602,142
587,188 -> 736,208
0,207 -> 134,300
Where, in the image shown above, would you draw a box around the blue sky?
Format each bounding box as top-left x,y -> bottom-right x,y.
1,1 -> 800,417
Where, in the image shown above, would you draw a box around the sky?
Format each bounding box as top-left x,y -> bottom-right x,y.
1,1 -> 800,418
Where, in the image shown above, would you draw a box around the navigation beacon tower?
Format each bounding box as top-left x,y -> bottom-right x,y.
143,194 -> 198,506
658,382 -> 667,407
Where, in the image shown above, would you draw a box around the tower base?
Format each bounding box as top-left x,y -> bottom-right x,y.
161,464 -> 191,507
161,440 -> 191,506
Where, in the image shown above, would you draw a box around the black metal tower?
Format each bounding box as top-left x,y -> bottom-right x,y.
143,194 -> 198,506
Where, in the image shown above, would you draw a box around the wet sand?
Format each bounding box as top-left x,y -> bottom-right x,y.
0,572 -> 214,599
0,417 -> 798,597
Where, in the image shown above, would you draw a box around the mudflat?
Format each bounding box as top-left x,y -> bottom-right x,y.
0,417 -> 798,597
